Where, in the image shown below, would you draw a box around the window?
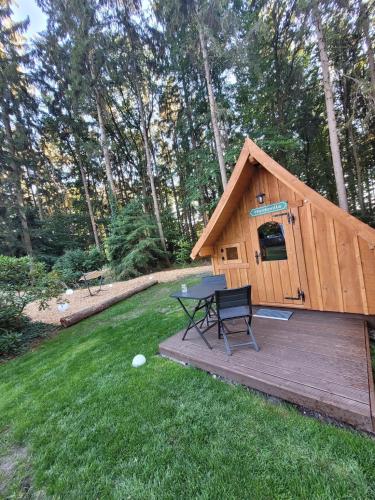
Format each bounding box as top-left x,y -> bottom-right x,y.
226,246 -> 239,260
258,222 -> 287,261
220,244 -> 241,263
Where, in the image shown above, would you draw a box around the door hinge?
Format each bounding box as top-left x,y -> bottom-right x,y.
272,211 -> 295,224
287,212 -> 295,224
272,212 -> 288,218
284,288 -> 305,301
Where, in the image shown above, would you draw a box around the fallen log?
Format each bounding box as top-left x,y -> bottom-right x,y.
60,280 -> 158,328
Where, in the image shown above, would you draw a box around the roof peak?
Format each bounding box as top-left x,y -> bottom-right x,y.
191,138 -> 375,259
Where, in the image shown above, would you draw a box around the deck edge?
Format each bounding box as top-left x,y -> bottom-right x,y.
364,321 -> 375,432
159,340 -> 374,433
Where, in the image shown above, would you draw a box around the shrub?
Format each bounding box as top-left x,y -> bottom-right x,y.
0,290 -> 27,331
53,249 -> 87,286
34,211 -> 101,267
106,201 -> 168,280
0,255 -> 32,292
53,247 -> 107,286
175,238 -> 192,264
0,256 -> 63,356
0,330 -> 23,355
0,256 -> 62,311
83,246 -> 107,271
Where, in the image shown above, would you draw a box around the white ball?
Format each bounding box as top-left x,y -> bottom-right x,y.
57,302 -> 70,313
65,288 -> 74,295
132,354 -> 146,368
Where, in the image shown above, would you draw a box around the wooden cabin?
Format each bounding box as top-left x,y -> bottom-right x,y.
191,138 -> 375,315
162,143 -> 375,431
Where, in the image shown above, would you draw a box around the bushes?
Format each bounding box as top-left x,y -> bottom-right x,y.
0,331 -> 22,355
53,247 -> 107,286
84,246 -> 107,270
107,201 -> 168,280
0,256 -> 62,312
0,256 -> 63,356
0,289 -> 27,331
175,238 -> 192,264
33,211 -> 103,268
53,249 -> 87,285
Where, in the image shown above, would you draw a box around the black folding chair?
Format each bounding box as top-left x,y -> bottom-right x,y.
215,285 -> 259,355
201,274 -> 227,321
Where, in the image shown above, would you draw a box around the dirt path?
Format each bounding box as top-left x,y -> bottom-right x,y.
25,265 -> 212,325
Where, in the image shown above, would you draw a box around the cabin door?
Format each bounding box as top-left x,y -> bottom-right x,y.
249,209 -> 310,308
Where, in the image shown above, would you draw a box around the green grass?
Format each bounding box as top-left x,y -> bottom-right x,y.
1,277 -> 375,498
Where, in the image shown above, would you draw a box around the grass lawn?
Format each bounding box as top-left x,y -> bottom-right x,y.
1,277 -> 375,498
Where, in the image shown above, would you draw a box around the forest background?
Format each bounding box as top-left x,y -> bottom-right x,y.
1,0 -> 374,278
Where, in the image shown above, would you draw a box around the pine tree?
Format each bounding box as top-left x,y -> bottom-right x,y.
0,2 -> 36,256
312,0 -> 349,211
38,0 -> 118,214
107,200 -> 168,279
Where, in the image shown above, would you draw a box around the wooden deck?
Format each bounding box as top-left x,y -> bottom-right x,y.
159,310 -> 375,432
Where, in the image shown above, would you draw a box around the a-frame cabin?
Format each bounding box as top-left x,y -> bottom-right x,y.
161,138 -> 375,431
191,138 -> 375,315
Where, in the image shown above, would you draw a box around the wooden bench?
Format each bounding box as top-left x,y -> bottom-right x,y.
79,269 -> 108,296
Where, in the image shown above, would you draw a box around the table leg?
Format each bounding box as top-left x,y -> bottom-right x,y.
205,296 -> 217,324
178,298 -> 213,349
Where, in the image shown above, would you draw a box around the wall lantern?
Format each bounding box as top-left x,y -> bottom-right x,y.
256,192 -> 266,204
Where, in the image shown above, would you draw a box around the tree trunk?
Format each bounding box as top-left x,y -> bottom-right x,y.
197,23 -> 227,190
78,155 -> 101,249
187,205 -> 196,241
95,93 -> 117,211
365,172 -> 373,212
33,173 -> 45,221
60,280 -> 158,327
312,2 -> 349,211
35,190 -> 44,221
67,135 -> 101,248
88,51 -> 117,214
1,101 -> 33,257
170,172 -> 183,233
136,85 -> 169,257
348,121 -> 365,216
361,2 -> 375,91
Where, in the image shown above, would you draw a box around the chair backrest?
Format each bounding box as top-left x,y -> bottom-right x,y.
215,285 -> 252,314
201,274 -> 227,288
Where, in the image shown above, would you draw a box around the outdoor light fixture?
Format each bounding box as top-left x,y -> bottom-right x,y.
256,192 -> 266,204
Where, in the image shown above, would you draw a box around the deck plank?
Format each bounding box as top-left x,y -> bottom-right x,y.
159,310 -> 375,432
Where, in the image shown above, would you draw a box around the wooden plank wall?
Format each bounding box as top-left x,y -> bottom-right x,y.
211,167 -> 375,315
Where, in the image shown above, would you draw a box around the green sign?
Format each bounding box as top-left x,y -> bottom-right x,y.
249,201 -> 288,217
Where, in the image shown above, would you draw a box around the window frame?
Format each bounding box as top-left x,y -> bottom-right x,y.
219,243 -> 242,264
257,221 -> 288,262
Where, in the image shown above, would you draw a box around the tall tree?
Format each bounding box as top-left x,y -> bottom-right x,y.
33,29 -> 102,248
196,11 -> 227,189
39,0 -> 118,214
312,1 -> 349,211
70,134 -> 101,249
0,2 -> 34,256
108,2 -> 169,253
88,49 -> 118,213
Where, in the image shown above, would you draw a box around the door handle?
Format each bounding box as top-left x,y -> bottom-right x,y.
255,250 -> 260,265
